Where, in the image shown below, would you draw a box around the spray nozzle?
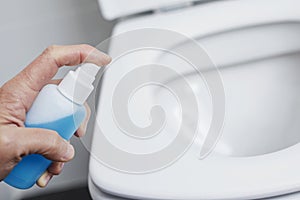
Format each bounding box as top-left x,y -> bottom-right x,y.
58,63 -> 100,105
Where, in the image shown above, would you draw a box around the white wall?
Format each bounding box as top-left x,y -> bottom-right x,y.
0,0 -> 114,199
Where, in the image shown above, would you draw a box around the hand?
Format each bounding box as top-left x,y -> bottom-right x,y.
0,45 -> 111,187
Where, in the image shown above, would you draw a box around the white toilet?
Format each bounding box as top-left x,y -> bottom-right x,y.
89,0 -> 300,199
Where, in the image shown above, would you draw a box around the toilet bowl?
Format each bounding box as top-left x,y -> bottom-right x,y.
89,0 -> 300,199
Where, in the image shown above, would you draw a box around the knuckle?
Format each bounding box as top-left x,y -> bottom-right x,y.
43,45 -> 58,57
47,131 -> 61,150
0,132 -> 21,161
0,128 -> 23,161
81,44 -> 93,50
0,133 -> 12,148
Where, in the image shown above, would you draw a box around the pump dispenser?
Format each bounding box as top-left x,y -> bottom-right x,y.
4,63 -> 100,189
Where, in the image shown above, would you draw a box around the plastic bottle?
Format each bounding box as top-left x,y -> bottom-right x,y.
4,63 -> 100,189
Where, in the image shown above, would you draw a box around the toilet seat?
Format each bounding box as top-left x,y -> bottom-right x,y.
89,144 -> 300,199
90,0 -> 300,199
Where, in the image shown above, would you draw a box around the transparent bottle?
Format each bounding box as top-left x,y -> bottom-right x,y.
4,63 -> 100,189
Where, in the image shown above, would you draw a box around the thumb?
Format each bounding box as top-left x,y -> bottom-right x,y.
16,127 -> 75,162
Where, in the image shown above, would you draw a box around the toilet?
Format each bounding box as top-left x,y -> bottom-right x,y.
88,0 -> 300,199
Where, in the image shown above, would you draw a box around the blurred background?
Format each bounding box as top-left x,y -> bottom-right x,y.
0,0 -> 115,199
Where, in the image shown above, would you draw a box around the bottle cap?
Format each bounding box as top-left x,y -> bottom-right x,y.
58,63 -> 100,104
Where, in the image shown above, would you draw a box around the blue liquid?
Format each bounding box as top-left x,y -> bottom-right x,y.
4,107 -> 86,189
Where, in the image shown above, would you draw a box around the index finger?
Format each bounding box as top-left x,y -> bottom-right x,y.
19,44 -> 110,92
4,44 -> 111,110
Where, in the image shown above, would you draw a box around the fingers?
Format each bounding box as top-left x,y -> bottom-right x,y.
16,127 -> 75,162
20,44 -> 111,92
17,127 -> 69,188
3,44 -> 111,111
37,171 -> 53,188
37,162 -> 64,188
47,161 -> 65,175
75,103 -> 91,137
46,44 -> 111,68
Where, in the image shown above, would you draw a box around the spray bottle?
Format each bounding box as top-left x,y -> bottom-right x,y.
4,63 -> 100,189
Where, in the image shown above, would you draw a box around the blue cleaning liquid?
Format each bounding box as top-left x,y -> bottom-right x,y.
4,107 -> 86,189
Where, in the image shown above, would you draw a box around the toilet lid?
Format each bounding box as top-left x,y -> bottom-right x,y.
97,0 -> 204,20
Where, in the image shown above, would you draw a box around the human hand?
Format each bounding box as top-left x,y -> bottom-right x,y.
0,45 -> 111,187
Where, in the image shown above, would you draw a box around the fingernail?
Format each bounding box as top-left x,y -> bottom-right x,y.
44,174 -> 53,186
62,143 -> 74,161
38,172 -> 53,188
